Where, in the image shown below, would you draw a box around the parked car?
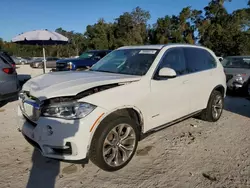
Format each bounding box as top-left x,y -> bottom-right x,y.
30,57 -> 60,68
11,56 -> 27,65
222,56 -> 250,95
0,52 -> 19,103
22,57 -> 33,64
29,58 -> 43,68
19,44 -> 226,171
56,50 -> 111,71
17,57 -> 28,64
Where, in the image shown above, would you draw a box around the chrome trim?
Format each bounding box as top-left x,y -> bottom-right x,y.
19,91 -> 41,121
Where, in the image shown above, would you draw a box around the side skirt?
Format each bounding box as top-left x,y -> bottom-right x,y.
140,110 -> 202,140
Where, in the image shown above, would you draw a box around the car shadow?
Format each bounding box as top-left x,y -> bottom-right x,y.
224,95 -> 250,118
22,96 -> 82,188
26,150 -> 60,188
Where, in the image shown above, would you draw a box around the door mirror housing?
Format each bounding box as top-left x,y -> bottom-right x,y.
158,67 -> 177,78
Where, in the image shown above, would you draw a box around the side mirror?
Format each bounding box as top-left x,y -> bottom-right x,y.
158,67 -> 177,78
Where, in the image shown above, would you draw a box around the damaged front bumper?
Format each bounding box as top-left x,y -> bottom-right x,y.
18,105 -> 107,163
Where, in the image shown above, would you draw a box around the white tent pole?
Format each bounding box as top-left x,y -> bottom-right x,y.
43,47 -> 47,73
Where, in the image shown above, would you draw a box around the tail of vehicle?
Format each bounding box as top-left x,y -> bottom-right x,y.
0,52 -> 19,101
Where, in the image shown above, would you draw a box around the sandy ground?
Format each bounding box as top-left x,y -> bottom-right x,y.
0,65 -> 250,188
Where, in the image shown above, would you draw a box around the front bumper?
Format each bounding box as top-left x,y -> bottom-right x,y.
226,74 -> 247,92
18,106 -> 107,162
227,81 -> 244,91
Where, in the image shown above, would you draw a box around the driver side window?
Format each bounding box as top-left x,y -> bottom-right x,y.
158,48 -> 187,76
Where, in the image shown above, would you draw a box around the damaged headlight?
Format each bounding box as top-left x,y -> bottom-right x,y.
42,102 -> 96,120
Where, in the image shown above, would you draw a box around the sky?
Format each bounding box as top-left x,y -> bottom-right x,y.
1,0 -> 249,41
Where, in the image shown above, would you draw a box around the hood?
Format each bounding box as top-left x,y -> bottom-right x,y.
224,68 -> 250,75
22,71 -> 141,100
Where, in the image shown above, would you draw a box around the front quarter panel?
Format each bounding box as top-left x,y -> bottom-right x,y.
78,79 -> 151,132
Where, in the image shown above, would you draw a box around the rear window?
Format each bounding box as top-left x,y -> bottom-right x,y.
0,52 -> 15,64
183,48 -> 216,73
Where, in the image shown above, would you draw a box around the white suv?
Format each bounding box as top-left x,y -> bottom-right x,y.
18,44 -> 226,171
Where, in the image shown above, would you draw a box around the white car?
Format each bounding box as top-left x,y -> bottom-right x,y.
18,44 -> 226,171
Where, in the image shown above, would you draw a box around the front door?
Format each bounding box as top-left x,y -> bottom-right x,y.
149,47 -> 191,129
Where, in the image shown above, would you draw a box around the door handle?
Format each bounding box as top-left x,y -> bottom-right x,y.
183,80 -> 189,84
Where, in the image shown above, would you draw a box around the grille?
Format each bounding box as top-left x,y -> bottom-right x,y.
56,63 -> 67,70
226,74 -> 233,82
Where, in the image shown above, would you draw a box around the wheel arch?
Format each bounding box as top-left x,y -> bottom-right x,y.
88,106 -> 144,148
203,85 -> 226,109
213,84 -> 226,97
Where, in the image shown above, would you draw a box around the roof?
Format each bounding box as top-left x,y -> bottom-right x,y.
118,44 -> 203,50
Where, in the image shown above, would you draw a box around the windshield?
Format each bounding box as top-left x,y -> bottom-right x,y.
222,57 -> 250,69
79,52 -> 94,59
90,49 -> 159,76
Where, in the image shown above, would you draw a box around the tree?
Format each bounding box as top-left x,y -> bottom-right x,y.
113,7 -> 150,47
0,3 -> 249,57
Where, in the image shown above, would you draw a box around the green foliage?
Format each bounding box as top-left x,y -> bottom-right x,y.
1,1 -> 250,57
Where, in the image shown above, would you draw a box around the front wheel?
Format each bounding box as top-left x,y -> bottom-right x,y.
38,64 -> 44,69
89,116 -> 139,171
200,90 -> 224,122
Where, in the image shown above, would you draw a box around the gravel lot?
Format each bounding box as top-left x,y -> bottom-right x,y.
0,65 -> 250,188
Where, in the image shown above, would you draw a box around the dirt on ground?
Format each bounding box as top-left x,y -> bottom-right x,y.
0,66 -> 250,188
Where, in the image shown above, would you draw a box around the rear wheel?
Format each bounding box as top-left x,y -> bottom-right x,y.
89,116 -> 139,171
200,90 -> 224,122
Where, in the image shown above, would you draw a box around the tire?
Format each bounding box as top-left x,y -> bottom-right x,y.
89,116 -> 139,172
200,90 -> 224,122
38,64 -> 43,69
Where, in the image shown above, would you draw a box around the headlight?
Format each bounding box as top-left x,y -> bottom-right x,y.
67,62 -> 73,70
235,74 -> 246,82
42,102 -> 96,119
235,76 -> 243,82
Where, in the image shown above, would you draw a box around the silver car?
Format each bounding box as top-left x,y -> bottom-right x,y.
30,57 -> 59,68
0,52 -> 19,103
222,56 -> 250,95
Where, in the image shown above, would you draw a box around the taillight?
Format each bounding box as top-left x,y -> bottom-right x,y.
11,63 -> 16,69
2,68 -> 14,74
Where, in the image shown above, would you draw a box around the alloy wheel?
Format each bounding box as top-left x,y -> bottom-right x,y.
212,95 -> 223,119
103,123 -> 136,167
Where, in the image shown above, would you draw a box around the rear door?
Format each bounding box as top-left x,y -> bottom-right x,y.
0,54 -> 18,95
183,47 -> 217,112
